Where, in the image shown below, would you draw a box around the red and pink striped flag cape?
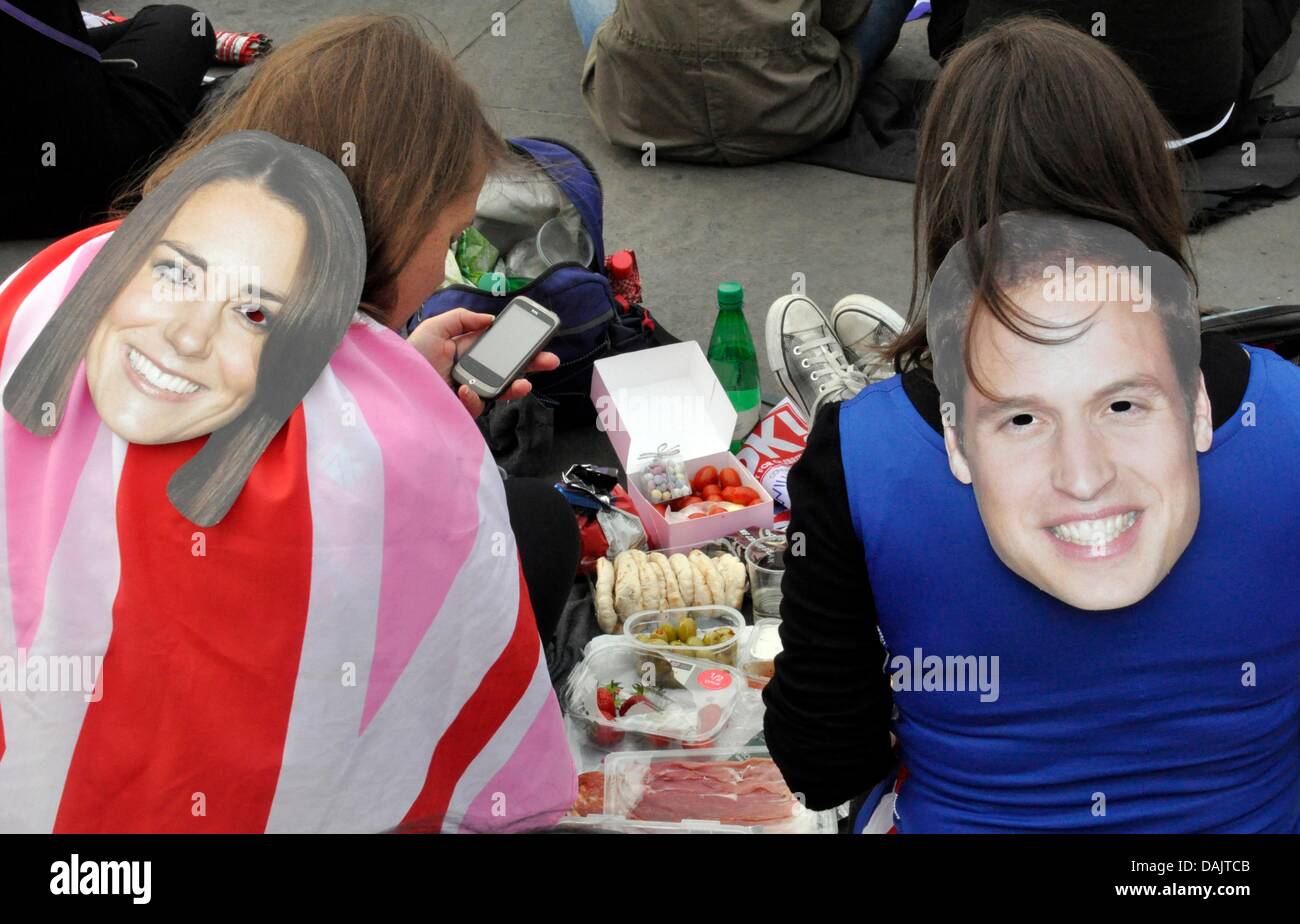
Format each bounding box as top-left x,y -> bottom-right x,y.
0,225 -> 576,832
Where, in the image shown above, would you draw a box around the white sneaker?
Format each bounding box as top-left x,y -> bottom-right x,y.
830,295 -> 907,384
765,295 -> 867,422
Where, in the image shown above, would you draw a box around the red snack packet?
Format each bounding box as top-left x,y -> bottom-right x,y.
735,398 -> 808,510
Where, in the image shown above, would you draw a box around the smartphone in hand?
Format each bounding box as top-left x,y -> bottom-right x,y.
451,296 -> 561,400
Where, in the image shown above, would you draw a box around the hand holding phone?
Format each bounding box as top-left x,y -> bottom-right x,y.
451,296 -> 561,401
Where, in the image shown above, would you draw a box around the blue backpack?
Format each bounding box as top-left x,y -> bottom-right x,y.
409,137 -> 669,427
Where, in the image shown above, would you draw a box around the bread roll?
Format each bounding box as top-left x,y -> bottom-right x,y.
632,549 -> 663,611
669,554 -> 696,606
594,556 -> 618,633
613,550 -> 642,620
712,552 -> 747,609
649,552 -> 685,608
688,549 -> 724,605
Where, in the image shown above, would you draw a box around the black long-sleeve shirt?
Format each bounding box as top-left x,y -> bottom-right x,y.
762,333 -> 1251,811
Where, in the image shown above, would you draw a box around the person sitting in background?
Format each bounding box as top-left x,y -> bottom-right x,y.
925,0 -> 1300,155
578,0 -> 916,165
762,17 -> 1300,833
2,1 -> 216,238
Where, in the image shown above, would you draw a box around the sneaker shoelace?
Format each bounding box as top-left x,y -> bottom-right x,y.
792,332 -> 867,416
851,352 -> 895,383
846,323 -> 901,384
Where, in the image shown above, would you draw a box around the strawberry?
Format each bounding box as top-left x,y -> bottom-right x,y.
618,683 -> 658,717
591,681 -> 625,747
596,681 -> 621,719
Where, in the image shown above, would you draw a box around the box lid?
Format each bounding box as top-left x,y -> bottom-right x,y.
591,342 -> 737,468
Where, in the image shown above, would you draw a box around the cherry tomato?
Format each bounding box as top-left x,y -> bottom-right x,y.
691,466 -> 718,493
688,512 -> 708,520
670,494 -> 703,512
730,487 -> 758,506
707,505 -> 728,516
719,468 -> 742,488
701,484 -> 723,498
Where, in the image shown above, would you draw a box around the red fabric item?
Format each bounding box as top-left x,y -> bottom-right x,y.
53,413 -> 314,832
0,222 -> 116,772
398,559 -> 541,832
0,222 -> 120,356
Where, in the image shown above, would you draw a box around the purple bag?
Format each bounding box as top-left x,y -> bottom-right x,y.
410,138 -> 669,427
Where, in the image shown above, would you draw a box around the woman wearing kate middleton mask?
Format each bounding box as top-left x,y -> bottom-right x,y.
0,18 -> 580,834
7,130 -> 362,526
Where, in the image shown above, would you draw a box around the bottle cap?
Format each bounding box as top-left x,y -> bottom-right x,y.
610,251 -> 635,277
717,281 -> 744,308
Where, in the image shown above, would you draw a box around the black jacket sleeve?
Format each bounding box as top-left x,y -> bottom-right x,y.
762,401 -> 896,811
927,0 -> 970,61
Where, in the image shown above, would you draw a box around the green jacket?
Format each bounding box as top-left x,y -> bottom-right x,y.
581,0 -> 871,165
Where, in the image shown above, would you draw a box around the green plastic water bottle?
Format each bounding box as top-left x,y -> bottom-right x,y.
707,282 -> 762,453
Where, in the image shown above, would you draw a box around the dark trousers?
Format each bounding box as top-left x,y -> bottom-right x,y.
2,2 -> 215,238
503,477 -> 581,644
929,1 -> 1300,154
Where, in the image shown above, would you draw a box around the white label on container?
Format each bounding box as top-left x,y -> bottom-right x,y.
666,657 -> 695,687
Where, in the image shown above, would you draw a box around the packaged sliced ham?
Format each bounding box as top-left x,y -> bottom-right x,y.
735,399 -> 808,510
602,747 -> 838,834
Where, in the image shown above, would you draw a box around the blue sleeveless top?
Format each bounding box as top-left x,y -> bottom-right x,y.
839,346 -> 1300,832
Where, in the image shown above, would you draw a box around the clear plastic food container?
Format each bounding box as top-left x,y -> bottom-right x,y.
739,618 -> 784,688
602,746 -> 838,834
623,605 -> 744,666
553,814 -> 753,834
563,641 -> 743,750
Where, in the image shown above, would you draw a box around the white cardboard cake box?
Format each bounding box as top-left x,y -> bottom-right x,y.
590,341 -> 774,548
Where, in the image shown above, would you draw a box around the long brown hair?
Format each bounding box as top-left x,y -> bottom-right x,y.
129,13 -> 507,323
888,15 -> 1197,376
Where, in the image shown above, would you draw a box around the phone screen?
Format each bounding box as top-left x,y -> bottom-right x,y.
465,304 -> 554,380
